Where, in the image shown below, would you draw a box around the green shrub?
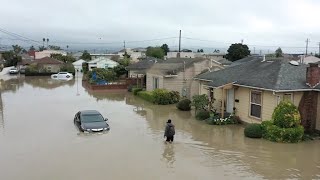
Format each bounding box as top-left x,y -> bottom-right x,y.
137,91 -> 154,103
169,91 -> 180,104
261,121 -> 304,143
60,63 -> 75,73
272,101 -> 301,128
176,99 -> 191,111
195,110 -> 210,120
132,88 -> 143,95
192,94 -> 209,113
152,89 -> 171,105
244,124 -> 263,138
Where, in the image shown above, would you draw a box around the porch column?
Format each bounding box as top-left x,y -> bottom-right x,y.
221,88 -> 225,118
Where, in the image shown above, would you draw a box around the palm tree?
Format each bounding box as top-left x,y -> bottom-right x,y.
46,38 -> 49,48
42,38 -> 45,48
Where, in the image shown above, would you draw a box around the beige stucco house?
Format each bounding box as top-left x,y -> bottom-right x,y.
195,56 -> 320,132
32,57 -> 64,72
146,58 -> 224,99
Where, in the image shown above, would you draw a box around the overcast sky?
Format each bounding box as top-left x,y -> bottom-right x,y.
1,0 -> 320,53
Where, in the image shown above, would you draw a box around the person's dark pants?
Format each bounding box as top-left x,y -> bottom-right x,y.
166,136 -> 174,142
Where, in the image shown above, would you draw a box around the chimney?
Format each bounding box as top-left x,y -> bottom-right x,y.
306,63 -> 320,88
262,55 -> 266,62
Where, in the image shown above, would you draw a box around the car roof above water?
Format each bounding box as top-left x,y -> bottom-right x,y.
80,110 -> 101,115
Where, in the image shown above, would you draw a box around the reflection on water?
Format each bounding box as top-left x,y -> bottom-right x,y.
162,144 -> 175,168
0,76 -> 319,180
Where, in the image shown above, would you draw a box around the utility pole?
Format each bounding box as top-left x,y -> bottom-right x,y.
253,47 -> 255,54
178,30 -> 181,52
306,38 -> 309,55
123,40 -> 126,50
318,42 -> 320,56
241,39 -> 243,44
259,50 -> 262,55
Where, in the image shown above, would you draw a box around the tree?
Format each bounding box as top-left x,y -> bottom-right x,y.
42,38 -> 45,47
191,94 -> 209,113
3,51 -> 21,67
48,45 -> 61,50
160,44 -> 170,55
46,38 -> 49,47
275,47 -> 283,57
29,46 -> 35,51
226,43 -> 251,61
12,45 -> 23,54
50,53 -> 76,63
146,47 -> 165,59
197,49 -> 204,53
110,55 -> 120,62
39,46 -> 46,51
123,51 -> 131,58
79,50 -> 92,61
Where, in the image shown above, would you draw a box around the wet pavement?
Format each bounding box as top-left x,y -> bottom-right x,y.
0,75 -> 320,180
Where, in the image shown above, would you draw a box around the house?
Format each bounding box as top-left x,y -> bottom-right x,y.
117,48 -> 146,62
166,52 -> 195,58
31,57 -> 64,72
298,55 -> 320,64
88,57 -> 119,70
195,57 -> 320,132
126,57 -> 164,78
72,59 -> 86,71
35,50 -> 67,59
146,58 -> 224,98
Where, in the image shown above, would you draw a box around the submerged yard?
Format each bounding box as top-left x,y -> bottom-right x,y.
0,75 -> 320,179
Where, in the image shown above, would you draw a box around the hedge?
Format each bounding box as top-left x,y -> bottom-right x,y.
244,124 -> 263,138
132,88 -> 143,95
137,91 -> 154,103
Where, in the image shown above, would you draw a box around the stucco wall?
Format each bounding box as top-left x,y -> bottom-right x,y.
317,93 -> 320,131
42,64 -> 61,73
146,73 -> 163,91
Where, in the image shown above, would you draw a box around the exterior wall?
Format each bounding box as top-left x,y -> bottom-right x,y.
42,64 -> 61,73
35,50 -> 67,59
317,93 -> 320,131
96,60 -> 118,68
166,52 -> 195,58
162,60 -> 210,98
146,73 -> 164,91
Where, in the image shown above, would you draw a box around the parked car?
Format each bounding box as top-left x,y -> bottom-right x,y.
20,67 -> 26,74
9,68 -> 19,74
74,110 -> 110,132
51,72 -> 73,79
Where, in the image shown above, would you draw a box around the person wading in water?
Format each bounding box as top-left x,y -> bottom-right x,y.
164,119 -> 175,143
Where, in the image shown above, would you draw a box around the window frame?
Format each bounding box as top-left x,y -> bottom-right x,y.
153,77 -> 159,89
283,93 -> 293,102
249,90 -> 262,119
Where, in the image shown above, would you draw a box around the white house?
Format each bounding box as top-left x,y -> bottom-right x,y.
166,52 -> 195,58
299,55 -> 320,64
72,59 -> 86,71
117,48 -> 145,62
88,57 -> 119,70
35,50 -> 67,59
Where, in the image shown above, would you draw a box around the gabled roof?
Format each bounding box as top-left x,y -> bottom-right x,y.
33,57 -> 64,65
88,57 -> 114,64
147,58 -> 206,75
72,59 -> 87,66
196,58 -> 320,91
126,57 -> 164,70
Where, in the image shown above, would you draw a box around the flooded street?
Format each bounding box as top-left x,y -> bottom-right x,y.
0,75 -> 320,180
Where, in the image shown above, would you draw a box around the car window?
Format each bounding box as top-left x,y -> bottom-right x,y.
81,114 -> 104,123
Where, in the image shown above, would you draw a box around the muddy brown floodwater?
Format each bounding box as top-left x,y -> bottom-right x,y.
0,75 -> 320,180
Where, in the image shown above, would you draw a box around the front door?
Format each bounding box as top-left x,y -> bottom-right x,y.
226,89 -> 234,113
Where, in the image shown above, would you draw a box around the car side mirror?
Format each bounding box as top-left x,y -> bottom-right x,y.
105,118 -> 108,121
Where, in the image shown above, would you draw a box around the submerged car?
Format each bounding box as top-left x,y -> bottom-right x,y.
74,110 -> 110,132
51,72 -> 73,79
9,68 -> 19,74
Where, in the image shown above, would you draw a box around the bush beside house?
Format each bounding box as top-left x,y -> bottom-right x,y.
133,88 -> 143,95
176,99 -> 192,111
195,110 -> 210,120
244,124 -> 263,138
245,101 -> 304,143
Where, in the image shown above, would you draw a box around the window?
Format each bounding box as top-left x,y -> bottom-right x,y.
153,77 -> 159,89
47,66 -> 52,72
283,93 -> 293,102
250,91 -> 262,119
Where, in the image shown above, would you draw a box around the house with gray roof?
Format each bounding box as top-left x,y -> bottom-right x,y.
195,57 -> 320,132
146,57 -> 224,98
